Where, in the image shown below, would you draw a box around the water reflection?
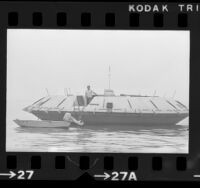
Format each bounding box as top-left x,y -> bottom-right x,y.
7,123 -> 189,153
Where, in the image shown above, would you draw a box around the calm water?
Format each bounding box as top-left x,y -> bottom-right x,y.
6,121 -> 189,153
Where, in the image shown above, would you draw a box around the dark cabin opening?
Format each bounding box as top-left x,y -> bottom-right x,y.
76,96 -> 85,106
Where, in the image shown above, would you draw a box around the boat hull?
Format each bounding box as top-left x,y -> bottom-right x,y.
30,110 -> 189,127
14,119 -> 70,128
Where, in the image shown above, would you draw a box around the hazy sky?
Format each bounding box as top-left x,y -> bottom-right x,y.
7,29 -> 190,113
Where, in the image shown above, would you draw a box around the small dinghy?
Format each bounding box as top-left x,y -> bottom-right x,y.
14,119 -> 71,128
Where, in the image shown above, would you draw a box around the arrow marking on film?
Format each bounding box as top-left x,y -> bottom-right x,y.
0,171 -> 16,179
94,172 -> 110,180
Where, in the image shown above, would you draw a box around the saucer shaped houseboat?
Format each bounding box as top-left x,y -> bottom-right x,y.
22,89 -> 189,127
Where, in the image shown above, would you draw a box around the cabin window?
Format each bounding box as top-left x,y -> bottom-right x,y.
106,102 -> 113,109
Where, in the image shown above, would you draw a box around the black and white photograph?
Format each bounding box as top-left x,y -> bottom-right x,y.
6,29 -> 189,153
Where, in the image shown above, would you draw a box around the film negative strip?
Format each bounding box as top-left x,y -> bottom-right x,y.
0,0 -> 199,182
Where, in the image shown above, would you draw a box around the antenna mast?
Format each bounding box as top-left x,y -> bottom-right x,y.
108,66 -> 111,89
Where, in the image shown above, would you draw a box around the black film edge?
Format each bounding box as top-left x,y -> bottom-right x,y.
0,1 -> 199,182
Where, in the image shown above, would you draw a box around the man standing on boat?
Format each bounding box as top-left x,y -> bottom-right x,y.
85,85 -> 97,105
